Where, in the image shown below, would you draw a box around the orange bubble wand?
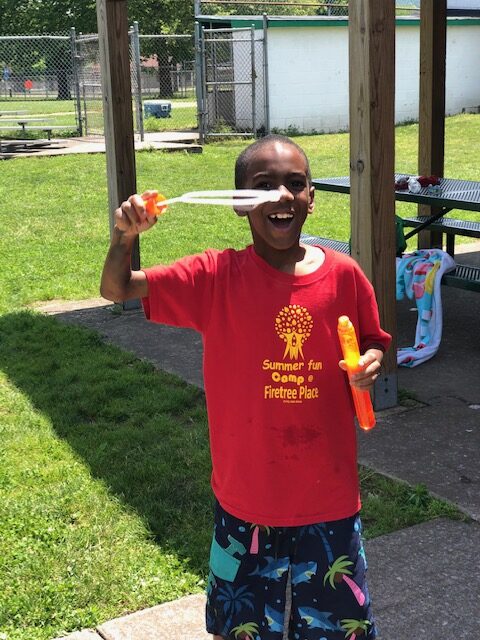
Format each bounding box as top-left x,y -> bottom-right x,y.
337,315 -> 376,431
143,189 -> 282,217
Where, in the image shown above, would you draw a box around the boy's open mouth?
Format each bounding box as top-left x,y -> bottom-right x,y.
268,212 -> 294,227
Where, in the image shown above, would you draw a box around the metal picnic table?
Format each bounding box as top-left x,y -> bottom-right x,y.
313,175 -> 480,215
308,174 -> 480,292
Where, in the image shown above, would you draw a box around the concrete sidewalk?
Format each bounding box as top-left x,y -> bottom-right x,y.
0,131 -> 201,159
48,244 -> 480,639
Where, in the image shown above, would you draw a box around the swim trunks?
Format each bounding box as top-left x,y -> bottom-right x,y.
206,500 -> 377,639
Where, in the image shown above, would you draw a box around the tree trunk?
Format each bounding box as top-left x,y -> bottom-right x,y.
157,50 -> 173,98
57,67 -> 71,100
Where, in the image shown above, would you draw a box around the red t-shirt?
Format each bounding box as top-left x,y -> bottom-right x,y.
143,246 -> 391,526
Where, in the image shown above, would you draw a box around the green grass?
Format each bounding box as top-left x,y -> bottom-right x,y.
0,99 -> 77,115
359,467 -> 461,538
144,106 -> 197,132
0,114 -> 476,639
0,312 -> 211,640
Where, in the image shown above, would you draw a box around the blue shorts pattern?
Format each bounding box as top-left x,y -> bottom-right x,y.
206,501 -> 376,640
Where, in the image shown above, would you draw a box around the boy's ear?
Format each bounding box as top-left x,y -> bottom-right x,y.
307,186 -> 315,214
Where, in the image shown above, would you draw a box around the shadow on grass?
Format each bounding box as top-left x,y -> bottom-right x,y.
0,310 -> 213,575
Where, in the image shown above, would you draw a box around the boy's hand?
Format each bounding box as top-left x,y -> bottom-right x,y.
114,191 -> 158,237
339,349 -> 383,390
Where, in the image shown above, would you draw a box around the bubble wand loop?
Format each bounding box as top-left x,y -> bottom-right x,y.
143,189 -> 282,217
337,315 -> 376,431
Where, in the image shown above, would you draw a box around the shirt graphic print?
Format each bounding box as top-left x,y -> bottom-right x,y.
263,304 -> 322,404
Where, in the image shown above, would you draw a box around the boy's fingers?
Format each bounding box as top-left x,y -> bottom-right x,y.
129,194 -> 148,220
123,201 -> 141,226
141,189 -> 158,201
114,194 -> 159,235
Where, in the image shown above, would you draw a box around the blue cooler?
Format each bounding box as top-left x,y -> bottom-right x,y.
144,100 -> 172,118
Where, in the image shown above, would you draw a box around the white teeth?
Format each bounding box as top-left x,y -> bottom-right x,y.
269,213 -> 293,219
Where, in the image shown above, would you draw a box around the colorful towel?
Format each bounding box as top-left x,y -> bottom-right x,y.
396,249 -> 456,367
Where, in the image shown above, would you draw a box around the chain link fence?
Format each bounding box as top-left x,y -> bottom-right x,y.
137,33 -> 197,135
74,29 -> 197,138
74,33 -> 102,136
0,28 -> 197,140
199,27 -> 264,139
0,33 -> 80,138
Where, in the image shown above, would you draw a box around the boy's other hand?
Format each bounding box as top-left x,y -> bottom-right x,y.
114,191 -> 158,237
338,349 -> 383,390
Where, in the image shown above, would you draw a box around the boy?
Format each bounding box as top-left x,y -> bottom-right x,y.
100,135 -> 391,639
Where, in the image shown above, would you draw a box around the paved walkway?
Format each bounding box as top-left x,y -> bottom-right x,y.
0,131 -> 201,159
45,243 -> 480,639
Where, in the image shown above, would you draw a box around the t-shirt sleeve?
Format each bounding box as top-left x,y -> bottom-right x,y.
142,250 -> 217,332
354,266 -> 392,353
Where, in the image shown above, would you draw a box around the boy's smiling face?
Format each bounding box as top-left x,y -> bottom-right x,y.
241,140 -> 315,266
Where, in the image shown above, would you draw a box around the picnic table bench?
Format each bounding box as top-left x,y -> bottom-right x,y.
0,110 -> 27,116
310,175 -> 480,293
0,117 -> 76,140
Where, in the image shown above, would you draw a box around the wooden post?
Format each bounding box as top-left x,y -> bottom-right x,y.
96,0 -> 141,307
349,0 -> 397,409
418,0 -> 447,249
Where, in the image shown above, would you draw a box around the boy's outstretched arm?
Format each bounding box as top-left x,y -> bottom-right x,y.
100,191 -> 158,302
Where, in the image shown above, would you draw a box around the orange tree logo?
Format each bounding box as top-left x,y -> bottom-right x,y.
275,305 -> 313,360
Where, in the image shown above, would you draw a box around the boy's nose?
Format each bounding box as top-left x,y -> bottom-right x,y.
277,185 -> 294,201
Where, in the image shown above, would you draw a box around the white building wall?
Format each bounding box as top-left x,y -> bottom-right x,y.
268,26 -> 348,133
261,21 -> 480,133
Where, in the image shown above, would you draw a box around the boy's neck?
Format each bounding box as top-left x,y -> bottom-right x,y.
254,243 -> 325,275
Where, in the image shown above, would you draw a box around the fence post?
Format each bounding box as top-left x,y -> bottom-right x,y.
70,27 -> 83,136
251,25 -> 257,138
262,14 -> 270,135
194,21 -> 205,144
132,21 -> 144,142
200,25 -> 209,143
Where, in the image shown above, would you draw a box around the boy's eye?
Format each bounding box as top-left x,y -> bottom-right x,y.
290,180 -> 306,190
255,181 -> 273,190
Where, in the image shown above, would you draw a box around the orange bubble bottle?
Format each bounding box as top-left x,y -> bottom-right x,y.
337,315 -> 376,431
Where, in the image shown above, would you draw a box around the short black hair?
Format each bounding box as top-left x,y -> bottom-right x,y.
234,134 -> 311,189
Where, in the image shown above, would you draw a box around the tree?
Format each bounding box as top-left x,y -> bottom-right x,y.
127,1 -> 195,98
0,1 -> 196,100
0,1 -> 98,35
0,1 -> 196,36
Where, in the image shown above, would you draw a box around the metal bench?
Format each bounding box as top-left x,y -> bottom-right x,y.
0,123 -> 77,140
16,124 -> 77,140
300,233 -> 480,293
402,216 -> 480,256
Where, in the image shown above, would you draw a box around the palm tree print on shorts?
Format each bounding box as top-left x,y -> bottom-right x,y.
231,621 -> 260,639
217,584 -> 255,638
341,618 -> 371,639
323,555 -> 365,606
249,523 -> 271,554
